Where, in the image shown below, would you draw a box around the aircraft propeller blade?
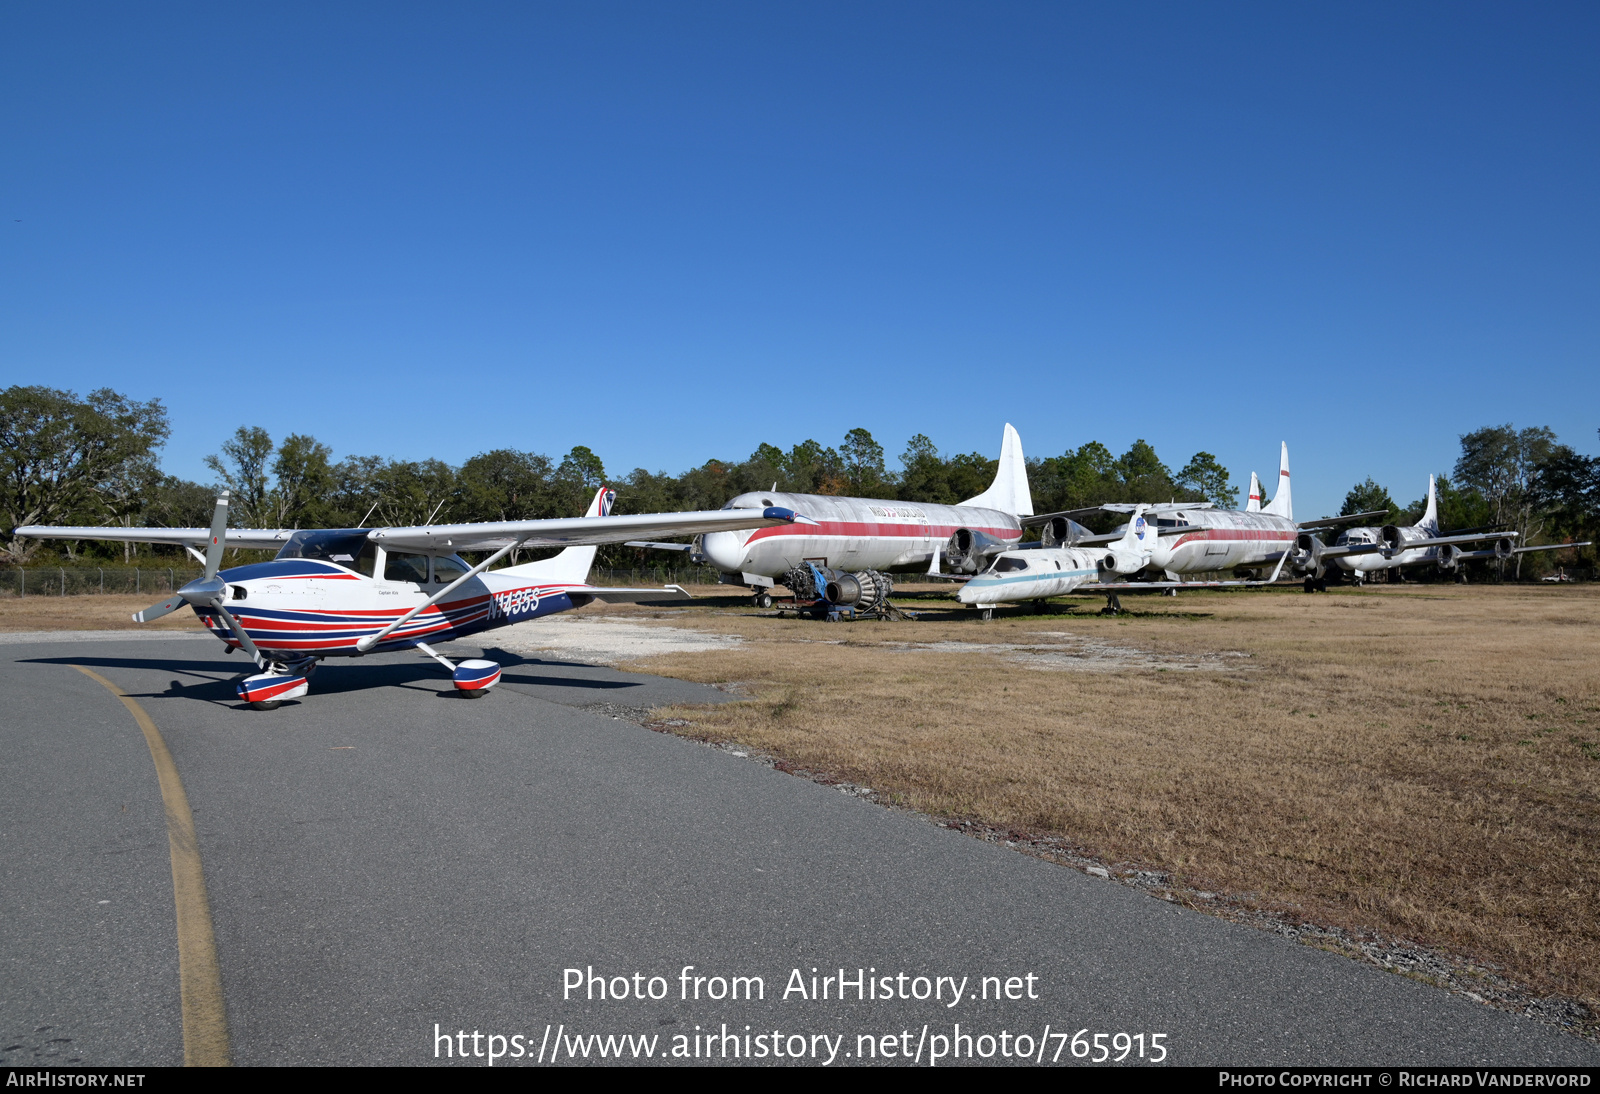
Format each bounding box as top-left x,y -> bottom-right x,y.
203,492 -> 230,578
132,594 -> 186,624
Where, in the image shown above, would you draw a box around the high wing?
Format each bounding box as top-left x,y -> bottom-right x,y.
370,506 -> 810,551
18,506 -> 812,556
623,540 -> 696,551
13,525 -> 295,551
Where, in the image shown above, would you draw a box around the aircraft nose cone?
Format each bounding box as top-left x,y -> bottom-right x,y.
700,531 -> 745,573
178,575 -> 228,606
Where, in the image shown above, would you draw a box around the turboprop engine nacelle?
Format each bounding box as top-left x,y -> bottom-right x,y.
1039,516 -> 1096,549
1099,550 -> 1146,576
1293,532 -> 1325,577
945,528 -> 1005,574
1380,525 -> 1409,554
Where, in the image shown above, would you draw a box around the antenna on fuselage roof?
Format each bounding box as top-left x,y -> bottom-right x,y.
772,482 -> 777,491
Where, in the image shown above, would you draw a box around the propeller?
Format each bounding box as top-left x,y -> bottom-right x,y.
131,493 -> 266,667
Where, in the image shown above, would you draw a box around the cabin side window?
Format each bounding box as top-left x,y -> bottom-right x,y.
384,551 -> 429,584
432,556 -> 470,584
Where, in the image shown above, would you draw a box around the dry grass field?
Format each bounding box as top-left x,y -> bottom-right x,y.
0,593 -> 198,631
606,583 -> 1600,1015
9,582 -> 1596,1019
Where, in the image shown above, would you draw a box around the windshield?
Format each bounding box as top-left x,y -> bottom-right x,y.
275,530 -> 377,575
992,556 -> 1029,572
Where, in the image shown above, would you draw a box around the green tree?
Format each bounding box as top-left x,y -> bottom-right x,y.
1455,425 -> 1557,576
898,434 -> 952,504
269,433 -> 335,528
1340,478 -> 1400,524
840,427 -> 888,495
0,385 -> 170,563
457,449 -> 556,522
1176,452 -> 1239,509
204,426 -> 275,527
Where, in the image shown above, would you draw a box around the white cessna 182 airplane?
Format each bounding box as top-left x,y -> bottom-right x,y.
19,489 -> 809,708
1290,475 -> 1590,585
629,424 -> 1035,607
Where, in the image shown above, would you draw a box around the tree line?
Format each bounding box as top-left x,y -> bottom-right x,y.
2,385 -> 1594,576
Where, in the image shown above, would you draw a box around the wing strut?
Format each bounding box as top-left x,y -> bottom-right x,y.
355,536 -> 529,653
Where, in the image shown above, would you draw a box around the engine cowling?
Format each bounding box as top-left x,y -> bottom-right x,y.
1436,543 -> 1462,570
1292,532 -> 1325,577
1380,525 -> 1407,554
1039,516 -> 1095,549
1098,549 -> 1145,575
1491,536 -> 1514,560
945,528 -> 1005,574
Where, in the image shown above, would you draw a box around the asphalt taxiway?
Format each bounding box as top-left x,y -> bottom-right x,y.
2,632 -> 1596,1067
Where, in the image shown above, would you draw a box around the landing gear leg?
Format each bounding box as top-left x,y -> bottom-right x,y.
753,591 -> 773,609
1304,578 -> 1316,594
979,607 -> 994,621
1032,599 -> 1046,615
1101,594 -> 1123,616
1316,578 -> 1327,593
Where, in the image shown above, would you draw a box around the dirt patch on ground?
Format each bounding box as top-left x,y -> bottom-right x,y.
492,613 -> 744,664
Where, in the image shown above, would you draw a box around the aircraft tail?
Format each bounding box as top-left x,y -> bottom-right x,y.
958,423 -> 1034,517
1419,475 -> 1439,535
1262,443 -> 1292,521
496,486 -> 616,584
1245,471 -> 1262,512
1118,504 -> 1154,553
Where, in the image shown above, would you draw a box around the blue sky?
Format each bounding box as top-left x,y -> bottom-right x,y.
2,2 -> 1596,519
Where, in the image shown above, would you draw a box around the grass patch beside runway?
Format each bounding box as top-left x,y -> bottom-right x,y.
599,583 -> 1600,1016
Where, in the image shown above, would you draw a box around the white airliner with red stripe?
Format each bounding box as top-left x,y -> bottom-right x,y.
1060,443 -> 1390,591
652,425 -> 1034,596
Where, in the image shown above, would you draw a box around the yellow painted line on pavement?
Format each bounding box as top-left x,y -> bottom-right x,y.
73,665 -> 231,1067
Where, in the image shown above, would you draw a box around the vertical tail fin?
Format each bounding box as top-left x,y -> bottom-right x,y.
496,485 -> 616,584
1245,471 -> 1263,512
1262,443 -> 1292,521
958,423 -> 1033,517
1419,475 -> 1439,535
1118,504 -> 1154,553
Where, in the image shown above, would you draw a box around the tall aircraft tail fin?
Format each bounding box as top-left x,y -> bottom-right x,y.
1246,471 -> 1263,512
1118,504 -> 1154,553
1262,443 -> 1292,521
958,423 -> 1034,517
1419,475 -> 1439,535
497,485 -> 616,584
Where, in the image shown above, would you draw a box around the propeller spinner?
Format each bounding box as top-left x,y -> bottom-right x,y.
131,492 -> 266,667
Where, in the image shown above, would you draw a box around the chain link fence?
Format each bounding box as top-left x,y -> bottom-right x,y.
0,565 -> 721,597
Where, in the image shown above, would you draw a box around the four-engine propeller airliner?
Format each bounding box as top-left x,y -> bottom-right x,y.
629,423 -> 1035,607
1025,444 -> 1391,593
18,490 -> 810,708
1290,475 -> 1591,586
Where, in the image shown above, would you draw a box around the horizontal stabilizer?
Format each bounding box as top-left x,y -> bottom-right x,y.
571,585 -> 694,603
